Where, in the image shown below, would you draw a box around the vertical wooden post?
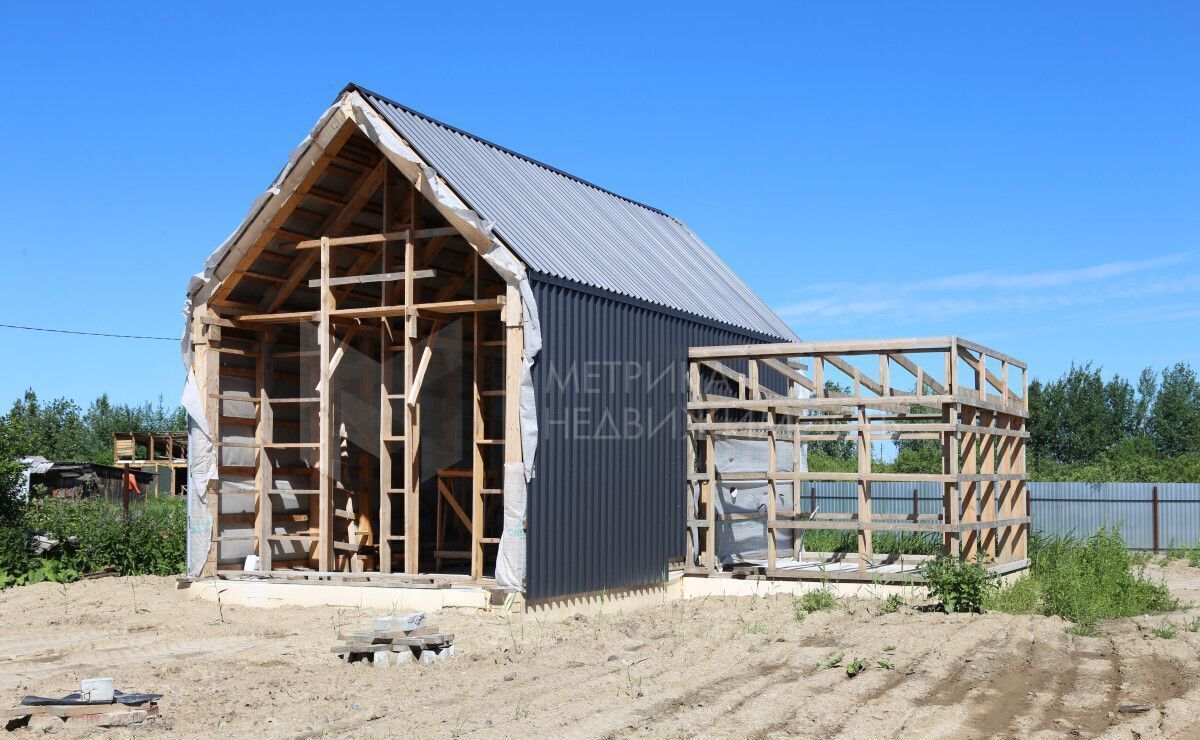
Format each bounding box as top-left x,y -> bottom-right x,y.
978,409 -> 996,559
942,402 -> 960,557
703,366 -> 717,569
1015,416 -> 1028,561
766,397 -> 777,570
791,376 -> 803,560
996,412 -> 1013,564
686,362 -> 699,567
502,282 -> 524,578
856,404 -> 872,571
403,196 -> 418,573
317,236 -> 334,571
813,356 -> 824,398
470,252 -> 485,579
960,405 -> 979,557
199,313 -> 222,576
256,334 -> 274,571
378,167 -> 394,574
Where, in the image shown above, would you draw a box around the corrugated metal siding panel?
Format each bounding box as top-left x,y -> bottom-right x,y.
526,277 -> 772,600
361,91 -> 796,341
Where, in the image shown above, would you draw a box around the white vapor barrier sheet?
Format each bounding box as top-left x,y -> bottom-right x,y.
181,371 -> 214,576
179,92 -> 540,590
713,437 -> 800,562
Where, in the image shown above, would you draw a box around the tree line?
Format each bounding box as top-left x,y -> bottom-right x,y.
0,389 -> 185,468
810,362 -> 1200,482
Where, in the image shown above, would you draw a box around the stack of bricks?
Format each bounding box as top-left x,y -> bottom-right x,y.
331,612 -> 455,667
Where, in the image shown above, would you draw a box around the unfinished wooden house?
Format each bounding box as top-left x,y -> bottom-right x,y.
113,431 -> 188,496
182,84 -> 797,601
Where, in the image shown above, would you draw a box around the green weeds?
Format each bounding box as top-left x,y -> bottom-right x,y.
987,527 -> 1178,631
923,556 -> 999,613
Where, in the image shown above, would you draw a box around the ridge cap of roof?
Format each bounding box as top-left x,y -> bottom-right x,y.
342,82 -> 677,220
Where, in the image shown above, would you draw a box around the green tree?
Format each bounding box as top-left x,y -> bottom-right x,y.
1150,363 -> 1200,457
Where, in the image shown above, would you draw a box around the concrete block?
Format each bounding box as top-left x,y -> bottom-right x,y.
372,650 -> 391,669
393,647 -> 414,664
80,677 -> 115,703
373,611 -> 426,633
435,645 -> 455,660
418,648 -> 437,665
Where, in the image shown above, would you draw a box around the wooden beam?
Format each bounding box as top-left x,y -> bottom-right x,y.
210,122 -> 359,305
407,323 -> 443,408
293,227 -> 455,249
307,269 -> 436,288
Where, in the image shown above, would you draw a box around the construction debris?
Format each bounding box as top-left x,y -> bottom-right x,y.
331,612 -> 454,667
8,681 -> 162,730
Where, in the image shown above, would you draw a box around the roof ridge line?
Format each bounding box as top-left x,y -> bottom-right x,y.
342,83 -> 677,220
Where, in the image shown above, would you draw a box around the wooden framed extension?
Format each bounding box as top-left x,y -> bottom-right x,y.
113,431 -> 188,496
684,337 -> 1029,583
189,125 -> 522,584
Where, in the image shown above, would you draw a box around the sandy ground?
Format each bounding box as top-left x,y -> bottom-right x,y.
1,566 -> 1199,739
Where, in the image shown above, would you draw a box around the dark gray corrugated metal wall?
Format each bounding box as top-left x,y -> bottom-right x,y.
526,275 -> 785,601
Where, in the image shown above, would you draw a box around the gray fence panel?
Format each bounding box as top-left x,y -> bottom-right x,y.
1028,482 -> 1151,549
799,481 -> 1198,551
1157,483 -> 1200,549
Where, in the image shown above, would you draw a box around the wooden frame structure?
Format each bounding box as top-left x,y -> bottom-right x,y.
189,125 -> 523,583
685,337 -> 1029,582
113,431 -> 188,496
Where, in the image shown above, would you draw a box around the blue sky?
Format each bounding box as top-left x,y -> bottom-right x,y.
0,2 -> 1196,408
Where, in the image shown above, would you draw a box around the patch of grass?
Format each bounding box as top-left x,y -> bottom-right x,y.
989,527 -> 1178,630
1185,616 -> 1200,633
845,658 -> 866,677
1065,623 -> 1098,637
1150,623 -> 1178,639
985,574 -> 1041,614
880,593 -> 904,614
923,555 -> 999,613
876,658 -> 895,670
819,651 -> 844,670
796,589 -> 838,614
800,529 -> 941,557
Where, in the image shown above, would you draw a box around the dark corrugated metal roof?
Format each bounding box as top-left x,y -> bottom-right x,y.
348,84 -> 797,340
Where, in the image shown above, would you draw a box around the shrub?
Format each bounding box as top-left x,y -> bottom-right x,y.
923,555 -> 999,613
0,496 -> 185,588
989,527 -> 1177,628
796,588 -> 838,614
880,593 -> 904,614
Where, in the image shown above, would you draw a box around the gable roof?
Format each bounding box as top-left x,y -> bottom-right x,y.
351,84 -> 797,341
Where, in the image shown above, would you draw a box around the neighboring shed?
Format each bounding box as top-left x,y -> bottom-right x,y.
23,459 -> 155,501
182,84 -> 794,601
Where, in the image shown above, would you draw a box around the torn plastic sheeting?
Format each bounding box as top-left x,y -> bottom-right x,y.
178,91 -> 542,591
181,371 -> 216,577
713,436 -> 798,562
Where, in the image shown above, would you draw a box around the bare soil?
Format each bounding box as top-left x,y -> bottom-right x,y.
1,567 -> 1198,739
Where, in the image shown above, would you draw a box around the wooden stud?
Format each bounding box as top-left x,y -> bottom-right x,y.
959,405 -> 979,557
856,404 -> 872,571
403,188 -> 418,573
255,333 -> 274,571
317,236 -> 334,571
978,409 -> 997,559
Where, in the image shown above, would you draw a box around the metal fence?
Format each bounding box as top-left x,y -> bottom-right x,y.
801,482 -> 1200,552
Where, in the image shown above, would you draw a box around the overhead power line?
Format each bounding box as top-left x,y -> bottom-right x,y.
0,322 -> 181,342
